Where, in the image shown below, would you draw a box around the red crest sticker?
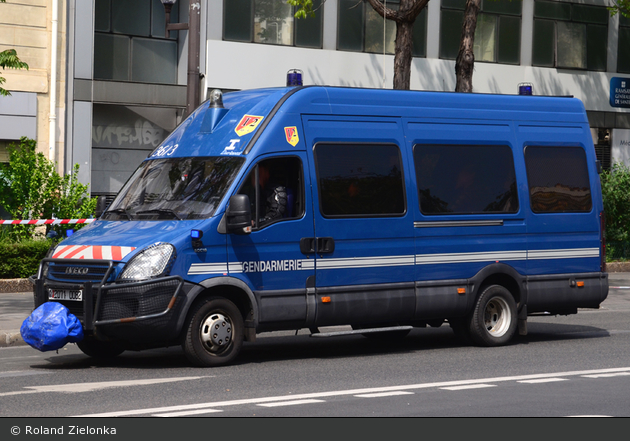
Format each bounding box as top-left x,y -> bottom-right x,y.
284,126 -> 299,146
235,115 -> 264,136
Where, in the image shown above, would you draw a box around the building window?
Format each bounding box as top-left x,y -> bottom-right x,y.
94,0 -> 178,84
532,1 -> 608,71
337,0 -> 427,57
618,14 -> 630,73
440,0 -> 521,64
224,0 -> 323,48
414,144 -> 518,215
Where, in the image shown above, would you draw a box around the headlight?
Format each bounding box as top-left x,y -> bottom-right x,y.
119,243 -> 176,281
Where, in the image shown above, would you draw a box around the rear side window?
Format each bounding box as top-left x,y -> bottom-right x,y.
525,146 -> 592,213
414,144 -> 518,215
314,143 -> 406,217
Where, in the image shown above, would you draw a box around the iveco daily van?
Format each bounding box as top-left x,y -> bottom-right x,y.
32,83 -> 608,366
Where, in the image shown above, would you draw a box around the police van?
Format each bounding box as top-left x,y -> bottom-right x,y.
32,78 -> 608,366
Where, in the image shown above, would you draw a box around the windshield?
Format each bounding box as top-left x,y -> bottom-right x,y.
102,157 -> 245,221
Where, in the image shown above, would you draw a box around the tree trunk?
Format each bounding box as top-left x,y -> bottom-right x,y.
455,0 -> 481,93
393,20 -> 414,90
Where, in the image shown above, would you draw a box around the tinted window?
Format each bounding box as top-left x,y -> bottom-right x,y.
314,144 -> 405,217
525,146 -> 592,213
414,144 -> 518,215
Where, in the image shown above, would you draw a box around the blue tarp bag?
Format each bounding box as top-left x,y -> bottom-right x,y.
20,302 -> 84,351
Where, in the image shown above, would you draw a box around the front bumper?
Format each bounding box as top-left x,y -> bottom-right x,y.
34,258 -> 194,345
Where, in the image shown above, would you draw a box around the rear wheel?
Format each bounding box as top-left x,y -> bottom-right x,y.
183,297 -> 244,367
468,285 -> 517,347
76,339 -> 125,359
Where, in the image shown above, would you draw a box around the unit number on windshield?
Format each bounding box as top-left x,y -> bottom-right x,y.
151,143 -> 179,158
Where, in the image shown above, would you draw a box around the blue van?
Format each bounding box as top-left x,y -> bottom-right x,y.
32,83 -> 608,366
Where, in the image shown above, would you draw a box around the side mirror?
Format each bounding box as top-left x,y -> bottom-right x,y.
226,194 -> 252,235
94,196 -> 109,218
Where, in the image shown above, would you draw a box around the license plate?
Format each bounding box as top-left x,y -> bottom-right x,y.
48,289 -> 83,302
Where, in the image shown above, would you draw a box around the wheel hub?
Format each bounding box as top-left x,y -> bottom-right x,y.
200,313 -> 232,351
484,297 -> 511,337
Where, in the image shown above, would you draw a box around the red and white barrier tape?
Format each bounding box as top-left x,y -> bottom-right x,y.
0,219 -> 95,225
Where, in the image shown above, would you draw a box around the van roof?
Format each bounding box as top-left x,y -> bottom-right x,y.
149,86 -> 589,160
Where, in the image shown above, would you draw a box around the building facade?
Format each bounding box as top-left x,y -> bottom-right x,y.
3,0 -> 630,203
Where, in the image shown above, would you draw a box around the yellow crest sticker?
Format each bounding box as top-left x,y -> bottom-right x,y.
284,126 -> 299,147
235,115 -> 264,137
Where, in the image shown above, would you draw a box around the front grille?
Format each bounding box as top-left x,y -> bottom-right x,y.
45,260 -> 115,284
97,278 -> 181,321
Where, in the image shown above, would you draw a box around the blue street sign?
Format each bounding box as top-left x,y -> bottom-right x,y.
610,77 -> 630,108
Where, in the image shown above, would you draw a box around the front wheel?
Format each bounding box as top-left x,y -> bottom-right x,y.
468,285 -> 517,347
183,297 -> 244,367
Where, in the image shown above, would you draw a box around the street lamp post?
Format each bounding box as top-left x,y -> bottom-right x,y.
161,0 -> 201,117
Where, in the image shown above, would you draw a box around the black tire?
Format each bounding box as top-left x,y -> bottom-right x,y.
468,285 -> 518,347
351,325 -> 411,340
76,339 -> 125,359
183,297 -> 244,367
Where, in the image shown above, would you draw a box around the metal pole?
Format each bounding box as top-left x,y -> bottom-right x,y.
186,1 -> 201,116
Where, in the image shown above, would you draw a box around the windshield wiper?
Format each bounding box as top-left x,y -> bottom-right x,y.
103,208 -> 132,220
136,209 -> 183,220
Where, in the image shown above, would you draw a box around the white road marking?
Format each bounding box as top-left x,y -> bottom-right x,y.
440,384 -> 496,391
355,391 -> 414,398
582,372 -> 630,379
153,409 -> 224,417
257,399 -> 325,407
72,367 -> 630,417
0,376 -> 211,397
517,378 -> 568,384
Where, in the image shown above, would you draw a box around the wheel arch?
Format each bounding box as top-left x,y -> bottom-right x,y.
470,263 -> 526,309
177,277 -> 258,342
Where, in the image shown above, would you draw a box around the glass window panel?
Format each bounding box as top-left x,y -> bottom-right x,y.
365,6 -> 397,54
572,4 -> 609,24
111,0 -> 151,36
525,146 -> 592,213
338,0 -> 364,51
498,15 -> 521,64
534,1 -> 570,20
412,8 -> 428,57
152,0 -> 178,39
131,38 -> 177,84
440,9 -> 464,59
224,0 -> 253,42
94,33 -> 130,81
254,0 -> 294,45
474,14 -> 497,62
618,27 -> 630,73
532,19 -> 554,66
295,0 -> 322,48
482,0 -> 522,16
621,15 -> 630,27
586,24 -> 607,71
95,0 -> 111,32
414,144 -> 518,215
557,21 -> 586,69
315,143 -> 406,217
442,0 -> 466,10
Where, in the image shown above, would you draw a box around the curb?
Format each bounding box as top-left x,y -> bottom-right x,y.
0,278 -> 32,293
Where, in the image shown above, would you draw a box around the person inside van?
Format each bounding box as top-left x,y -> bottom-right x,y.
240,162 -> 288,227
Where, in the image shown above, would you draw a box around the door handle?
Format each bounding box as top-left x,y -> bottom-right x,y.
300,237 -> 335,254
316,237 -> 335,254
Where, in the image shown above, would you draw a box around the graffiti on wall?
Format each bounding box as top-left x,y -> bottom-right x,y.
92,118 -> 165,149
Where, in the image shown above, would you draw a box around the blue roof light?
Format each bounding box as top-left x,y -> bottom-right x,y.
287,69 -> 303,87
518,82 -> 533,96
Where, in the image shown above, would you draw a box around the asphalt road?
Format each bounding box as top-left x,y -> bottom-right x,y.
1,273 -> 629,420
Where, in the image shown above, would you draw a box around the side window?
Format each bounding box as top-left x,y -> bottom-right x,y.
525,146 -> 592,213
238,156 -> 304,229
414,144 -> 518,215
314,143 -> 406,217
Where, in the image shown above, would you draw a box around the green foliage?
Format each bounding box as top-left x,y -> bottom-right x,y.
601,162 -> 630,243
0,239 -> 52,278
288,0 -> 316,18
608,1 -> 630,18
0,48 -> 29,97
0,137 -> 96,241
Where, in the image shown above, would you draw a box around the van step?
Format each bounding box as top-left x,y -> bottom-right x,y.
310,325 -> 413,338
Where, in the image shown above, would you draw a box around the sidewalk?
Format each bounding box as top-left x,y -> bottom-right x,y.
3,270 -> 630,348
